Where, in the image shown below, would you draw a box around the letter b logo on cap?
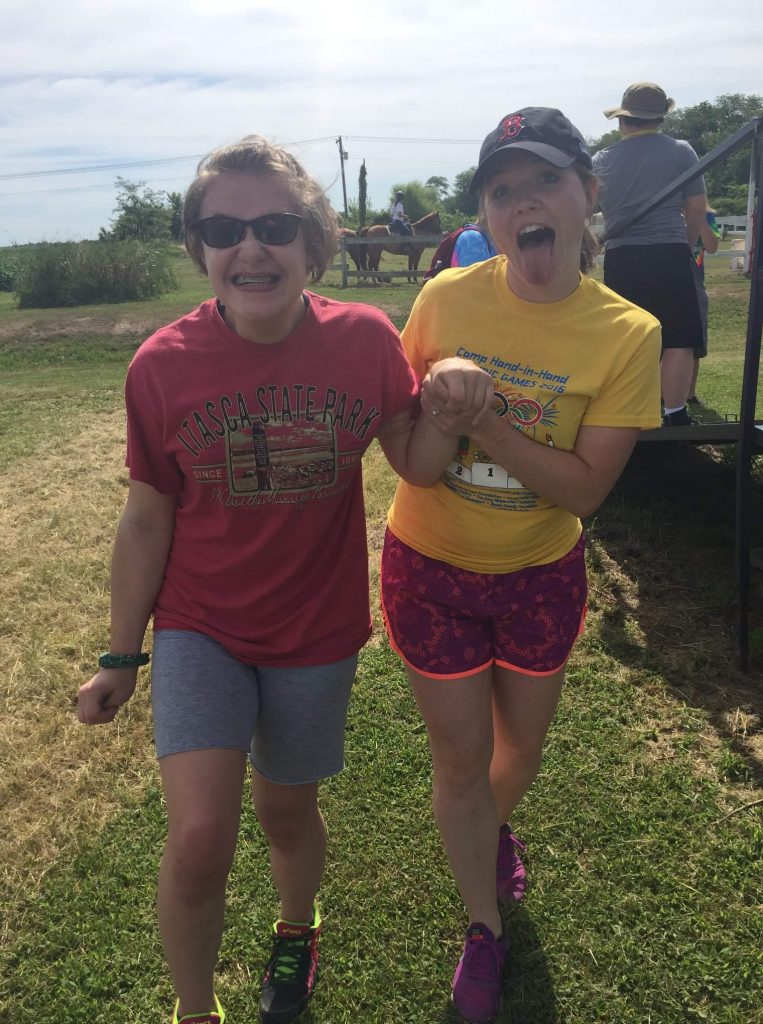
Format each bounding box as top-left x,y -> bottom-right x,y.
499,114 -> 524,141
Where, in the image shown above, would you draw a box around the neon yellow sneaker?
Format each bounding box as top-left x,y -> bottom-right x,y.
259,905 -> 321,1023
172,993 -> 226,1023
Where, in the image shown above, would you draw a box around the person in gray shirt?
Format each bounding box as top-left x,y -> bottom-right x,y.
593,82 -> 707,427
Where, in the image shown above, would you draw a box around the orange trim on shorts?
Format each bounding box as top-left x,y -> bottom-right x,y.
493,657 -> 568,677
380,596 -> 493,680
381,597 -> 588,681
394,642 -> 494,680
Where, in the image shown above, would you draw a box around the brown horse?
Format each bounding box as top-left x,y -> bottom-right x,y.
360,211 -> 442,278
337,227 -> 366,272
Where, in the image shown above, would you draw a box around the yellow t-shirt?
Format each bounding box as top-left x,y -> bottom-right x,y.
387,257 -> 662,572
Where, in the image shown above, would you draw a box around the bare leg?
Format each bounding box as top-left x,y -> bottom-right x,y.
688,357 -> 700,401
158,748 -> 247,1017
252,772 -> 325,924
660,347 -> 694,409
489,665 -> 566,823
407,666 -> 501,937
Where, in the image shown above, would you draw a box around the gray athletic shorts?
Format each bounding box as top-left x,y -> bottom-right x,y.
151,629 -> 358,785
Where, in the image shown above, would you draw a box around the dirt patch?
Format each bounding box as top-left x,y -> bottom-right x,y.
0,312 -> 160,343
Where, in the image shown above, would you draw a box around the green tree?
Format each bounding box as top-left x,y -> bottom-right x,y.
100,177 -> 172,242
664,93 -> 762,211
0,248 -> 20,292
166,191 -> 184,242
588,93 -> 763,214
426,175 -> 449,201
389,181 -> 440,222
713,184 -> 750,217
444,167 -> 479,220
345,199 -> 387,228
587,129 -> 620,154
358,161 -> 368,228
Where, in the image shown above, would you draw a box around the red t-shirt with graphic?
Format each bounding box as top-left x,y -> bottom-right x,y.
126,294 -> 418,666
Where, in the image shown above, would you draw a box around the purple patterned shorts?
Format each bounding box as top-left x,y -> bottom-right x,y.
380,530 -> 587,678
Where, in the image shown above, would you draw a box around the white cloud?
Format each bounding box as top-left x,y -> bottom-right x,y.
0,0 -> 760,242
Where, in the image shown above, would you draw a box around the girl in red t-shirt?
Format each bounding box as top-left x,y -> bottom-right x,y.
76,135 -> 490,1024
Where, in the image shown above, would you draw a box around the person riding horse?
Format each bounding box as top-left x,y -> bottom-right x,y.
360,210 -> 442,276
389,191 -> 413,236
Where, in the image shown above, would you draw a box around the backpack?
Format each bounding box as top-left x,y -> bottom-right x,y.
422,225 -> 484,283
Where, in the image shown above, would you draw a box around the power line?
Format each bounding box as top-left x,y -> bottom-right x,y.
0,154 -> 201,182
0,134 -> 476,184
0,136 -> 338,183
346,135 -> 480,144
0,175 -> 189,198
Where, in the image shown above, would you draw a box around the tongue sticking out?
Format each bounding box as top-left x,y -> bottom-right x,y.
517,227 -> 555,285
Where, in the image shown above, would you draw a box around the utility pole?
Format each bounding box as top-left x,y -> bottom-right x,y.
336,136 -> 349,217
358,159 -> 367,227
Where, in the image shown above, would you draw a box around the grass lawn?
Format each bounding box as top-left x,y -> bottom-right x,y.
1,249 -> 761,1023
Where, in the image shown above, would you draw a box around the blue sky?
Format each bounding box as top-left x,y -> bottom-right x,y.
1,0 -> 761,245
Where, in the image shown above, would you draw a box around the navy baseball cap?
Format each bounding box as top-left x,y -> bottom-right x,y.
469,107 -> 592,193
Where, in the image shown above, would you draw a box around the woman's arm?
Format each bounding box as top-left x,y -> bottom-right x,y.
472,415 -> 639,518
377,407 -> 459,485
699,214 -> 719,254
424,377 -> 638,518
378,358 -> 495,485
77,479 -> 177,725
684,194 -> 709,250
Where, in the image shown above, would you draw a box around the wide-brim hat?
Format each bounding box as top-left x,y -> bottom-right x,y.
469,107 -> 592,194
604,82 -> 676,120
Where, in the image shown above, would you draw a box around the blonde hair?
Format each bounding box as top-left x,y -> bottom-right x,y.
183,135 -> 338,280
574,164 -> 601,273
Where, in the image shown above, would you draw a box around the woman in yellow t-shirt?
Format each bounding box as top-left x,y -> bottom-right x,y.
381,107 -> 662,1023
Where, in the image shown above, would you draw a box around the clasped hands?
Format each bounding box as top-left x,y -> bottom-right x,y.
421,357 -> 496,435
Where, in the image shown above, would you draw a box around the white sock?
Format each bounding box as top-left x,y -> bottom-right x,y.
664,405 -> 686,416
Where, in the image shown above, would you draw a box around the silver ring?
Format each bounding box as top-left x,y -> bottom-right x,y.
431,407 -> 441,417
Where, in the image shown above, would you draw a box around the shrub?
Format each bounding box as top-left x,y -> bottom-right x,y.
100,177 -> 173,242
13,240 -> 177,308
0,248 -> 20,292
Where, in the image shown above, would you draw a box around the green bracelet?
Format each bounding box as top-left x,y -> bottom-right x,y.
98,652 -> 150,669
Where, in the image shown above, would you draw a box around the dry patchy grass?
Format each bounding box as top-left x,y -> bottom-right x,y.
2,264 -> 762,988
580,443 -> 763,802
0,409 -> 158,933
0,431 -> 400,929
4,428 -> 761,938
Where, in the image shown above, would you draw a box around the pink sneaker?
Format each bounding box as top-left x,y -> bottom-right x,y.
451,923 -> 506,1023
496,824 -> 526,904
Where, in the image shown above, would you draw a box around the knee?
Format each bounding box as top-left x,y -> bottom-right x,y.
164,817 -> 237,895
494,739 -> 544,780
255,791 -> 318,847
433,745 -> 492,797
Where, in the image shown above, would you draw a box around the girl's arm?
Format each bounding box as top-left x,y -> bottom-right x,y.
377,406 -> 459,485
424,375 -> 638,518
422,357 -> 651,517
684,193 -> 709,251
699,214 -> 719,254
377,359 -> 495,485
77,479 -> 177,725
472,415 -> 639,518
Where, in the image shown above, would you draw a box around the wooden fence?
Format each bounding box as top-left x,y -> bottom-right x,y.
333,236 -> 749,286
334,233 -> 443,286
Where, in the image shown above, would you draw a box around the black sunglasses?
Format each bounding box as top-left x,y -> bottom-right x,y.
191,212 -> 303,248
